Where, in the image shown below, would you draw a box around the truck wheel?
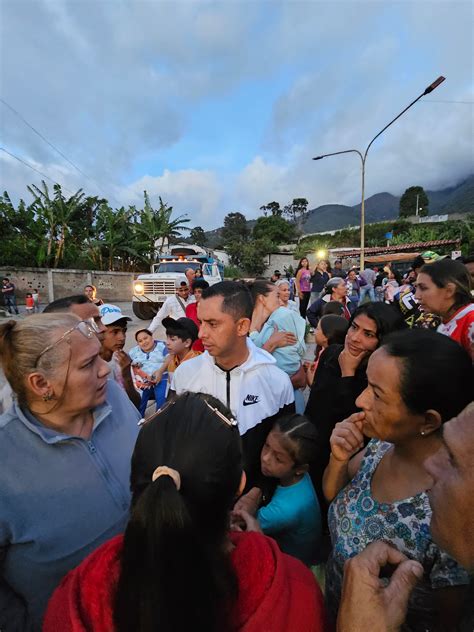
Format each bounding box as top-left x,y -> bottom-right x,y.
132,302 -> 159,320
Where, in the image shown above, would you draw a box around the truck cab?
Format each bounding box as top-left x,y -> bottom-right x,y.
132,245 -> 224,319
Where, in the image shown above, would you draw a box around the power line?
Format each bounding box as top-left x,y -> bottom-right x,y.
0,98 -> 118,203
0,146 -> 75,196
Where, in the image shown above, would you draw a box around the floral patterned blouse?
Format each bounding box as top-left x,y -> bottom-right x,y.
326,439 -> 469,631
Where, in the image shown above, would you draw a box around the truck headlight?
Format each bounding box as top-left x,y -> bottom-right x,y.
134,282 -> 144,294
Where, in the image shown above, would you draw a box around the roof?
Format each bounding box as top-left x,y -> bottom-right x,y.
332,239 -> 461,258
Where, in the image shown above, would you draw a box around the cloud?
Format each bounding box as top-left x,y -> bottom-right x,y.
1,0 -> 472,231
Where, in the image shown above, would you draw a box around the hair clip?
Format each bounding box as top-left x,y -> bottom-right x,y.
204,400 -> 238,427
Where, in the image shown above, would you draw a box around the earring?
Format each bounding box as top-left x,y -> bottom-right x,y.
42,392 -> 53,402
420,430 -> 425,436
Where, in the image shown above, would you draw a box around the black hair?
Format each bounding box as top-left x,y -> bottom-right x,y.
322,301 -> 345,317
191,278 -> 210,292
296,257 -> 310,272
273,414 -> 318,467
350,302 -> 406,343
84,284 -> 96,291
412,255 -> 426,272
246,279 -> 273,306
381,329 -> 473,422
165,325 -> 196,344
319,314 -> 349,346
201,281 -> 253,320
460,254 -> 474,265
420,259 -> 472,310
43,294 -> 90,313
2,277 -> 9,282
135,328 -> 153,341
114,392 -> 242,632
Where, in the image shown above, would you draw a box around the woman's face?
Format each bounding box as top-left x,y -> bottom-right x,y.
356,348 -> 427,443
301,258 -> 309,269
344,314 -> 379,356
317,260 -> 328,272
46,332 -> 110,412
278,283 -> 290,304
415,272 -> 454,316
348,271 -> 356,281
332,280 -> 347,300
194,288 -> 203,303
315,321 -> 329,347
261,284 -> 280,315
137,331 -> 155,352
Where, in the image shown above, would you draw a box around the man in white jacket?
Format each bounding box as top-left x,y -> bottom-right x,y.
149,279 -> 195,334
170,281 -> 295,488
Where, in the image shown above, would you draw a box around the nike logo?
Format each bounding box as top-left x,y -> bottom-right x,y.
243,395 -> 260,407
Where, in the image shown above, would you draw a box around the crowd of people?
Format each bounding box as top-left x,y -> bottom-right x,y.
0,253 -> 473,632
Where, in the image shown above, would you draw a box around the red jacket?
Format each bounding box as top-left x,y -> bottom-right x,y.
43,531 -> 327,632
185,302 -> 204,352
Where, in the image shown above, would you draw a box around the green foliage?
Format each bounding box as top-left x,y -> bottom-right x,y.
222,212 -> 249,245
259,201 -> 282,217
0,183 -> 189,271
252,215 -> 296,244
399,186 -> 429,218
283,198 -> 309,233
189,226 -> 207,246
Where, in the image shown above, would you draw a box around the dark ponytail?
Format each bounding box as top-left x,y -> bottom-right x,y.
274,414 -> 319,467
114,393 -> 242,632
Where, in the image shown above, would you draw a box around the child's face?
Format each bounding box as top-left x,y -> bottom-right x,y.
166,334 -> 190,355
260,430 -> 296,480
137,331 -> 154,353
315,321 -> 328,348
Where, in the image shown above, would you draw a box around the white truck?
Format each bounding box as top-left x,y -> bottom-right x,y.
132,245 -> 224,319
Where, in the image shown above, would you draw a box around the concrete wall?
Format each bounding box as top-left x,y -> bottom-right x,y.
263,252 -> 301,277
0,267 -> 135,305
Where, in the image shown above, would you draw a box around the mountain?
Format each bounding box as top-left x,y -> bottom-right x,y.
203,175 -> 473,246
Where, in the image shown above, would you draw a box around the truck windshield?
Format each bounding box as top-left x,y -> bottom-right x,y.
153,262 -> 202,273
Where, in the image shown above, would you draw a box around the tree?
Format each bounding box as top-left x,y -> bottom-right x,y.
252,215 -> 296,244
283,198 -> 309,233
189,226 -> 207,246
259,201 -> 282,217
240,237 -> 273,276
399,186 -> 429,218
221,212 -> 249,245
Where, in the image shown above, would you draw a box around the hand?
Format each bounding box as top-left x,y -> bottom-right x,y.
231,509 -> 262,533
233,487 -> 262,515
268,325 -> 297,349
330,412 -> 365,462
305,360 -> 317,386
339,347 -> 370,376
337,541 -> 423,632
114,350 -> 132,373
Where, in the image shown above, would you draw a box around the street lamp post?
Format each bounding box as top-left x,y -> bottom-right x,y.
313,76 -> 445,269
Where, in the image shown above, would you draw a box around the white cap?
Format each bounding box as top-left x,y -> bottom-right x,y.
98,304 -> 132,326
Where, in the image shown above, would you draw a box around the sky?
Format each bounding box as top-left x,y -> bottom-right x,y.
1,0 -> 473,231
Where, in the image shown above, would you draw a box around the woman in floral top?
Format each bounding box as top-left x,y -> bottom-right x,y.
323,329 -> 473,631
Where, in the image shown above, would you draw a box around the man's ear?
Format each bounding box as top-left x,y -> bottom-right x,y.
236,317 -> 251,337
26,372 -> 54,400
420,409 -> 443,436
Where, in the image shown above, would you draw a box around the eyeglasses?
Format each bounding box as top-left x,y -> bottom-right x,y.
34,320 -> 97,367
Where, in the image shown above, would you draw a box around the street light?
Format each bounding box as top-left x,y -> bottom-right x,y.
313,76 -> 445,268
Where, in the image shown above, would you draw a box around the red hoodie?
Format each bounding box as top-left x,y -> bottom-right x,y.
43,531 -> 327,632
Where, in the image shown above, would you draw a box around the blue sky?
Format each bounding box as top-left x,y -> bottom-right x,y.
1,0 -> 473,229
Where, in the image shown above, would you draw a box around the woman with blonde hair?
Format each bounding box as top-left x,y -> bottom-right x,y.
0,314 -> 140,630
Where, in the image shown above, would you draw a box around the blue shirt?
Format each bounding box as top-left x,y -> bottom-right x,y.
257,473 -> 321,565
250,306 -> 306,376
128,341 -> 168,388
0,380 -> 140,631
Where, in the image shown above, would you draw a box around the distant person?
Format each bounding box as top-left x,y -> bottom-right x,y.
32,288 -> 40,313
2,277 -> 19,315
345,269 -> 363,308
306,314 -> 349,386
276,279 -> 299,312
149,280 -> 195,334
185,267 -> 196,289
84,284 -> 104,306
270,269 -> 282,283
185,278 -> 210,352
307,277 -> 355,328
129,329 -> 168,417
310,261 -> 330,304
359,266 -> 376,302
170,281 -> 295,489
295,257 -> 312,318
98,304 -> 140,409
25,292 -> 34,315
395,255 -> 440,329
332,259 -> 347,279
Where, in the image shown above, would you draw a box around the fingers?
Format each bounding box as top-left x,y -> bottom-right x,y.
385,559 -> 424,605
347,541 -> 409,575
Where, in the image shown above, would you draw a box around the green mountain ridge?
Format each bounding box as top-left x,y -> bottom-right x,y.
204,174 -> 474,247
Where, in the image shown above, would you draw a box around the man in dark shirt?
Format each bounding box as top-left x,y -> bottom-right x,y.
2,278 -> 19,315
